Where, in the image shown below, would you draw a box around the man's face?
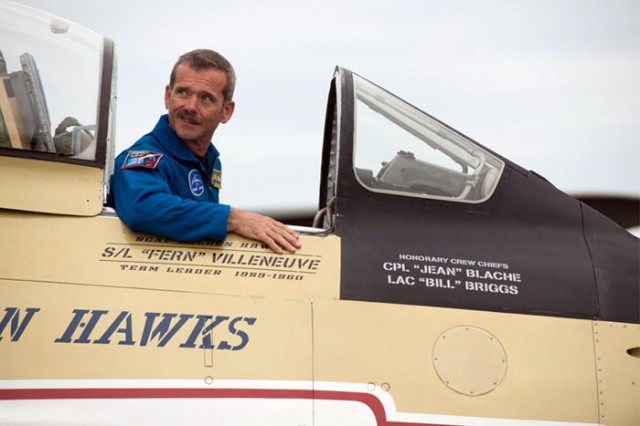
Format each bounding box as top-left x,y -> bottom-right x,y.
164,64 -> 235,157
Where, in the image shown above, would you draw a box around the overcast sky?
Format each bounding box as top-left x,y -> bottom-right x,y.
14,0 -> 640,213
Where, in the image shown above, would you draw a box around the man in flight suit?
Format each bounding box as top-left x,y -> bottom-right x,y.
108,49 -> 300,254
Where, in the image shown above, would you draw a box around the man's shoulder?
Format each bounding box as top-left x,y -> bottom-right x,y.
115,126 -> 170,170
116,134 -> 167,170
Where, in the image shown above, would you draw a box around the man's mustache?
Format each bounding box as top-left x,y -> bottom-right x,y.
178,110 -> 202,125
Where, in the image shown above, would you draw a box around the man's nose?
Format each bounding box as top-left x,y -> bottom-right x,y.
183,94 -> 198,111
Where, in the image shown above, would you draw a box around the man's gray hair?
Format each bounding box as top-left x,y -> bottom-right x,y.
170,49 -> 236,103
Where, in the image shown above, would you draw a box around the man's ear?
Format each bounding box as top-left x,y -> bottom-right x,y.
221,100 -> 235,124
164,85 -> 171,109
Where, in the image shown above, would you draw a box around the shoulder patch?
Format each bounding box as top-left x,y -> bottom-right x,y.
122,150 -> 163,169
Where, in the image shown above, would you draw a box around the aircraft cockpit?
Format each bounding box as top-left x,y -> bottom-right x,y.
0,1 -> 116,216
352,74 -> 504,203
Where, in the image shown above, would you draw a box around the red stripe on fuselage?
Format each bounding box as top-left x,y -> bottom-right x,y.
0,387 -> 454,426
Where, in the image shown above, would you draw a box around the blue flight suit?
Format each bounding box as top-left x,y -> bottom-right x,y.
108,115 -> 231,241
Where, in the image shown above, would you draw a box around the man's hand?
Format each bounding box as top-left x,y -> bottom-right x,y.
227,208 -> 301,254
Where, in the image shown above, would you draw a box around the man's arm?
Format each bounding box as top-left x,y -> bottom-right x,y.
110,165 -> 231,242
227,209 -> 301,254
110,160 -> 300,252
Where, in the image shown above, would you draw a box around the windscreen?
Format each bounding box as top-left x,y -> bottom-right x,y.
0,2 -> 103,161
353,74 -> 504,203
